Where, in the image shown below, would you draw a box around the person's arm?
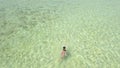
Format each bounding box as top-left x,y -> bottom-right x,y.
65,51 -> 67,56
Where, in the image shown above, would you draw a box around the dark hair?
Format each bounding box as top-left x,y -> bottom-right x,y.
63,46 -> 66,51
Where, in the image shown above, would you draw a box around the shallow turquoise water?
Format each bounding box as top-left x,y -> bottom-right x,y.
0,0 -> 120,68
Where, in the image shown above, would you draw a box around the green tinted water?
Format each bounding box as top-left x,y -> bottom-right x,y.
0,0 -> 120,68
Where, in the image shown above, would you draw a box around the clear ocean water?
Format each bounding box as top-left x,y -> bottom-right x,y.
0,0 -> 120,68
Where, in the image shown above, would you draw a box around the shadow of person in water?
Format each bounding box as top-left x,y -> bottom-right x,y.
64,49 -> 71,61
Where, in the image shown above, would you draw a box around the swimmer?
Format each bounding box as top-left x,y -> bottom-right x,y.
61,46 -> 67,59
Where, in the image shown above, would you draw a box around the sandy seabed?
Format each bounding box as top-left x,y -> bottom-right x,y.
0,0 -> 120,68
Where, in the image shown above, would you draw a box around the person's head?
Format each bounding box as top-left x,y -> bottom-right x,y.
63,46 -> 66,51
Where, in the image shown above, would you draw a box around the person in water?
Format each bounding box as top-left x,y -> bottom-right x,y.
61,46 -> 67,59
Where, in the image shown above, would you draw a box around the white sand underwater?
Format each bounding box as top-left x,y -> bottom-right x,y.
0,0 -> 120,68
